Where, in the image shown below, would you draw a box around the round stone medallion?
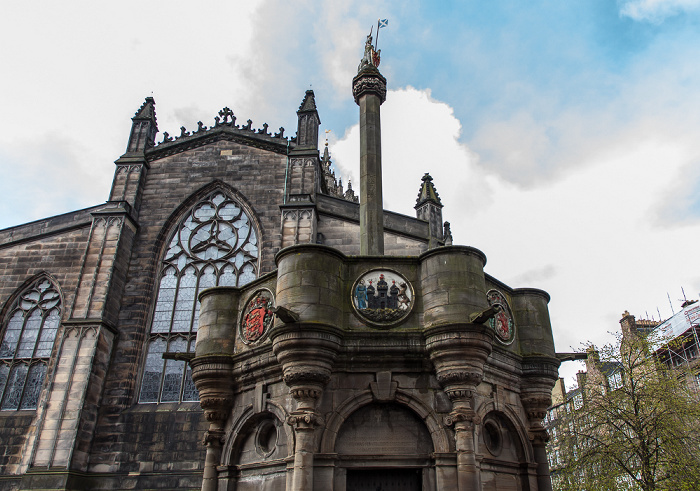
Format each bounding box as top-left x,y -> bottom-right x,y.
486,289 -> 515,345
352,269 -> 413,327
240,288 -> 275,344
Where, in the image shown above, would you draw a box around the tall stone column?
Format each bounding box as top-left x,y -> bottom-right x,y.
352,66 -> 387,255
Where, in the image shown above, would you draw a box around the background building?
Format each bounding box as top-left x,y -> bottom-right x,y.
0,53 -> 561,490
545,305 -> 700,489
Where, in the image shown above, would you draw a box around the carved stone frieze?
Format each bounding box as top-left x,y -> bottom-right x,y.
283,370 -> 331,387
352,72 -> 386,104
352,67 -> 387,104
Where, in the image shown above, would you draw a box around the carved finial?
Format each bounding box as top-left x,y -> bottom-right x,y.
179,126 -> 190,138
242,119 -> 253,131
218,107 -> 234,124
258,123 -> 269,135
415,173 -> 443,207
161,132 -> 172,144
274,127 -> 285,138
124,97 -> 158,154
196,121 -> 207,133
443,222 -> 453,246
298,90 -> 318,113
345,180 -> 359,203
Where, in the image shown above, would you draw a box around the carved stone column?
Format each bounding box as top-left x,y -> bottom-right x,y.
191,355 -> 234,491
271,324 -> 342,491
520,356 -> 560,491
425,324 -> 494,491
353,65 -> 387,255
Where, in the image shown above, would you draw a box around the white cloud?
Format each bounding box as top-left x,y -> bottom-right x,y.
619,0 -> 700,22
331,84 -> 700,386
332,86 -> 484,217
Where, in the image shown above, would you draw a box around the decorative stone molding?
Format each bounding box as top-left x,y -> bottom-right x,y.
202,428 -> 226,446
424,324 -> 494,405
444,408 -> 481,428
352,66 -> 387,104
287,411 -> 324,429
519,355 -> 560,437
271,325 -> 342,410
191,355 -> 235,423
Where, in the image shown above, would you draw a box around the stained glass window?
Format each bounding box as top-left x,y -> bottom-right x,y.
0,277 -> 61,410
139,191 -> 259,403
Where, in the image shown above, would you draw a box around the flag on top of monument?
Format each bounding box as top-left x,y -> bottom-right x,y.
378,19 -> 388,28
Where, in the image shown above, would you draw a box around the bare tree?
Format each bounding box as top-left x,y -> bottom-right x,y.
550,331 -> 700,491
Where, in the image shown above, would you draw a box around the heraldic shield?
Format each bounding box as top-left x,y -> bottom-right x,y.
240,289 -> 275,344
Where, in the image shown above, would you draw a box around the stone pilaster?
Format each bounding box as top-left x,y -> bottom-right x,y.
353,65 -> 387,256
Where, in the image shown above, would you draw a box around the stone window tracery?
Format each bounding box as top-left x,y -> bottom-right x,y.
0,277 -> 61,411
139,191 -> 259,403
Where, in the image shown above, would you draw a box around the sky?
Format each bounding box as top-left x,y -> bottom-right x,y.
2,0 -> 700,386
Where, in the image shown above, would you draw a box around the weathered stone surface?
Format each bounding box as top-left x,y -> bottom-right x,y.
0,83 -> 559,491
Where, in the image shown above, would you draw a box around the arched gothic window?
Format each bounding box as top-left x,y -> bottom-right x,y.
0,277 -> 61,410
139,191 -> 260,403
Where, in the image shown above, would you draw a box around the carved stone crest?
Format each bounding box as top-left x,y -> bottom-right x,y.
352,269 -> 413,327
486,290 -> 515,345
240,289 -> 275,344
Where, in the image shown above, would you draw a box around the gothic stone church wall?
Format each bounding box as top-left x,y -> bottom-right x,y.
0,92 -> 559,490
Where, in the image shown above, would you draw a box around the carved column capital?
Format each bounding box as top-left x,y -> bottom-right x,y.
352,66 -> 387,105
271,325 -> 342,411
287,410 -> 324,430
520,356 -> 560,431
202,428 -> 226,446
425,324 -> 494,407
444,408 -> 481,429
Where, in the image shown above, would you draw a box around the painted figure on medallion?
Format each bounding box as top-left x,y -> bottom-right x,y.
352,270 -> 413,325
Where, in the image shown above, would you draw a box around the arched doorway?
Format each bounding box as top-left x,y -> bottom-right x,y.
335,403 -> 435,490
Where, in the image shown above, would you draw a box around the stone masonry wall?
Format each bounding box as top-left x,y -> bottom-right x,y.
89,140 -> 288,482
0,224 -> 92,482
318,214 -> 427,256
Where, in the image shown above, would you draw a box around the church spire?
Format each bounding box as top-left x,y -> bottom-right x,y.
415,173 -> 444,248
125,97 -> 158,155
295,90 -> 320,149
415,173 -> 442,207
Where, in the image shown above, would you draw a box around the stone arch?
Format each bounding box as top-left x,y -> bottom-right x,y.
221,399 -> 293,467
0,271 -> 64,323
321,388 -> 450,454
476,400 -> 534,463
138,183 -> 265,403
153,179 -> 265,267
0,273 -> 63,411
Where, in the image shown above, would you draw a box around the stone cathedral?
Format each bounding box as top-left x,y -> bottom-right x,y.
0,40 -> 560,491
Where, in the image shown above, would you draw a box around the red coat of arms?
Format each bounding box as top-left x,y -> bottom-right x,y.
241,292 -> 274,343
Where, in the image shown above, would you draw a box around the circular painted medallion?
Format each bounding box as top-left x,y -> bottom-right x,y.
352,270 -> 413,327
240,289 -> 275,344
486,290 -> 515,345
